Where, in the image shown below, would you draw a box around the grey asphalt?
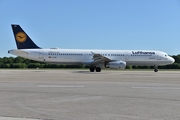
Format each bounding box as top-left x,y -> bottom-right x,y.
0,69 -> 180,120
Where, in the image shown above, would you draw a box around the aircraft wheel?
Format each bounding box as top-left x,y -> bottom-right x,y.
90,67 -> 95,72
154,69 -> 158,72
96,67 -> 101,72
154,65 -> 158,72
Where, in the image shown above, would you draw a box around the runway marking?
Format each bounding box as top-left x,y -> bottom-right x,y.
0,116 -> 40,120
132,87 -> 180,90
38,85 -> 84,88
101,114 -> 148,120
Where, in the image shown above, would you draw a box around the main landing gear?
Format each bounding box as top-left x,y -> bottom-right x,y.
154,65 -> 158,72
89,66 -> 101,72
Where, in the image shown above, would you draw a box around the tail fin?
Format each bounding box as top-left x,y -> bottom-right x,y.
11,24 -> 41,49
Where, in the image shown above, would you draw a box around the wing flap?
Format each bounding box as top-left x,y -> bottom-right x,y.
91,52 -> 111,64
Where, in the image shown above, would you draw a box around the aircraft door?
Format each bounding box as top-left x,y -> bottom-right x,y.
84,53 -> 89,60
156,53 -> 162,60
39,50 -> 44,60
125,54 -> 129,60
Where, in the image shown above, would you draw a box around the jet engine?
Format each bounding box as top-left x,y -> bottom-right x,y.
105,60 -> 126,69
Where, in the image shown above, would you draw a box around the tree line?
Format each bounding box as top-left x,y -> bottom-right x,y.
0,55 -> 180,69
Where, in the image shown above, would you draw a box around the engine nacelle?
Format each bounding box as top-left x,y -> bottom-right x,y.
105,60 -> 126,69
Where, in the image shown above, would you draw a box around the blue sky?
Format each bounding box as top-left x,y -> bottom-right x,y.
0,0 -> 180,57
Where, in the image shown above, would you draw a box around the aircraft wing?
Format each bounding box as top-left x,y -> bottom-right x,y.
91,52 -> 111,65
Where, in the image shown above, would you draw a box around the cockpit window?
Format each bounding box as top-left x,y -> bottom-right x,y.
165,54 -> 167,57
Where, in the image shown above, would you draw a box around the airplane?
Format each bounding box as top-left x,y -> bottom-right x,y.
8,24 -> 175,72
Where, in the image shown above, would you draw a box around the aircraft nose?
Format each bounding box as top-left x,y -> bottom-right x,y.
169,57 -> 175,63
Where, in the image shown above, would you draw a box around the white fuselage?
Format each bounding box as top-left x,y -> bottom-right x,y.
8,48 -> 175,67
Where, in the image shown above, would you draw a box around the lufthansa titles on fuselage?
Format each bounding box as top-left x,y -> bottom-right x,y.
132,51 -> 155,55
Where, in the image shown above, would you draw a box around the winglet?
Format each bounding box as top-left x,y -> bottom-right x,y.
11,24 -> 41,49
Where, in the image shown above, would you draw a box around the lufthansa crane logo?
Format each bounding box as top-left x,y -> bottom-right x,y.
16,32 -> 27,43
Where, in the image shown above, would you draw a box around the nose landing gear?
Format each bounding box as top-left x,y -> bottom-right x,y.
154,65 -> 158,72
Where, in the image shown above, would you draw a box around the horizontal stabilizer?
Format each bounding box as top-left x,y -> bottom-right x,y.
8,49 -> 29,56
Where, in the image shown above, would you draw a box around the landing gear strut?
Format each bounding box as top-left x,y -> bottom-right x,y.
89,66 -> 101,72
154,65 -> 158,72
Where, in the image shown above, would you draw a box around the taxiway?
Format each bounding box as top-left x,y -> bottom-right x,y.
0,70 -> 179,120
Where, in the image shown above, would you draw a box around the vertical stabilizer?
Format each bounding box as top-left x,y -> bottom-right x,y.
11,24 -> 41,49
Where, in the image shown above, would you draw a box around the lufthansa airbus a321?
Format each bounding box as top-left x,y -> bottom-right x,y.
8,24 -> 175,72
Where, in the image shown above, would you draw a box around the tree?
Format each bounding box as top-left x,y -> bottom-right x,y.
172,55 -> 180,63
